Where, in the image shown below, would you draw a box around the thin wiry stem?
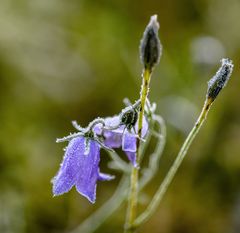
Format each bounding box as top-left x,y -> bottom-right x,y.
139,115 -> 166,188
72,121 -> 85,132
93,138 -> 115,152
134,98 -> 212,227
56,132 -> 84,143
107,150 -> 131,173
125,68 -> 151,233
88,117 -> 106,130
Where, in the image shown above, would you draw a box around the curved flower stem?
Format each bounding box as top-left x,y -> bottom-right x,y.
107,150 -> 131,173
139,115 -> 166,188
134,98 -> 212,227
125,68 -> 152,233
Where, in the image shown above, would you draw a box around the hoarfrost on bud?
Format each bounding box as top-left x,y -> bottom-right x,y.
207,58 -> 234,101
140,15 -> 162,71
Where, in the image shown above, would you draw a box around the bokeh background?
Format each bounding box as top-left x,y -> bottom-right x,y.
0,0 -> 240,233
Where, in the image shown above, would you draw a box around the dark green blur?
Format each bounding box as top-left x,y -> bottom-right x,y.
0,0 -> 240,233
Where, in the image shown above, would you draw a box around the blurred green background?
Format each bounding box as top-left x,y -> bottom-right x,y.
0,0 -> 240,232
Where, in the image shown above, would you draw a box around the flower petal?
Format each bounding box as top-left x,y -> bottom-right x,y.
104,130 -> 123,148
105,115 -> 121,129
75,140 -> 100,203
125,151 -> 137,167
122,132 -> 137,153
133,116 -> 149,137
93,124 -> 102,135
141,116 -> 149,137
100,114 -> 148,167
52,137 -> 85,196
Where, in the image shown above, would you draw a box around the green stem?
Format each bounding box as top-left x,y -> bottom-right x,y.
125,69 -> 151,233
134,98 -> 212,227
139,115 -> 166,188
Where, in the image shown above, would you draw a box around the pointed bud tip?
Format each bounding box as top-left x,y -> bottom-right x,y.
221,58 -> 233,68
149,15 -> 159,30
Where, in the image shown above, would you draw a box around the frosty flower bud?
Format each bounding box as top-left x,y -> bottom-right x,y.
140,15 -> 162,71
207,58 -> 234,101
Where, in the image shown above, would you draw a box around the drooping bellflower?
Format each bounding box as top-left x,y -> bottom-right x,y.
52,101 -> 149,202
52,120 -> 114,203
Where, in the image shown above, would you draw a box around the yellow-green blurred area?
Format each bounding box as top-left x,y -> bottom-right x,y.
0,0 -> 240,232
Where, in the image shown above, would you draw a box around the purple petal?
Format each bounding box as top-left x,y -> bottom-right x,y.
94,116 -> 120,135
93,123 -> 102,135
102,115 -> 149,166
123,133 -> 138,167
75,140 -> 100,203
105,115 -> 121,129
133,116 -> 149,137
122,132 -> 137,153
104,130 -> 123,148
125,151 -> 137,167
141,116 -> 149,137
94,116 -> 123,148
99,114 -> 148,166
52,137 -> 101,203
103,116 -> 123,148
123,117 -> 148,166
52,137 -> 85,196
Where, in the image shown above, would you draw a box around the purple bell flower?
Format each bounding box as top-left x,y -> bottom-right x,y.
95,115 -> 148,167
52,121 -> 114,203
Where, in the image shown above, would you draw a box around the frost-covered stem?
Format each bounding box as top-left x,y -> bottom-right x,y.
125,68 -> 151,233
134,98 -> 212,227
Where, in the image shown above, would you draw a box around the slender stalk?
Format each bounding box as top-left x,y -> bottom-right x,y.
139,115 -> 166,188
134,98 -> 212,227
125,69 -> 151,233
107,150 -> 131,173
